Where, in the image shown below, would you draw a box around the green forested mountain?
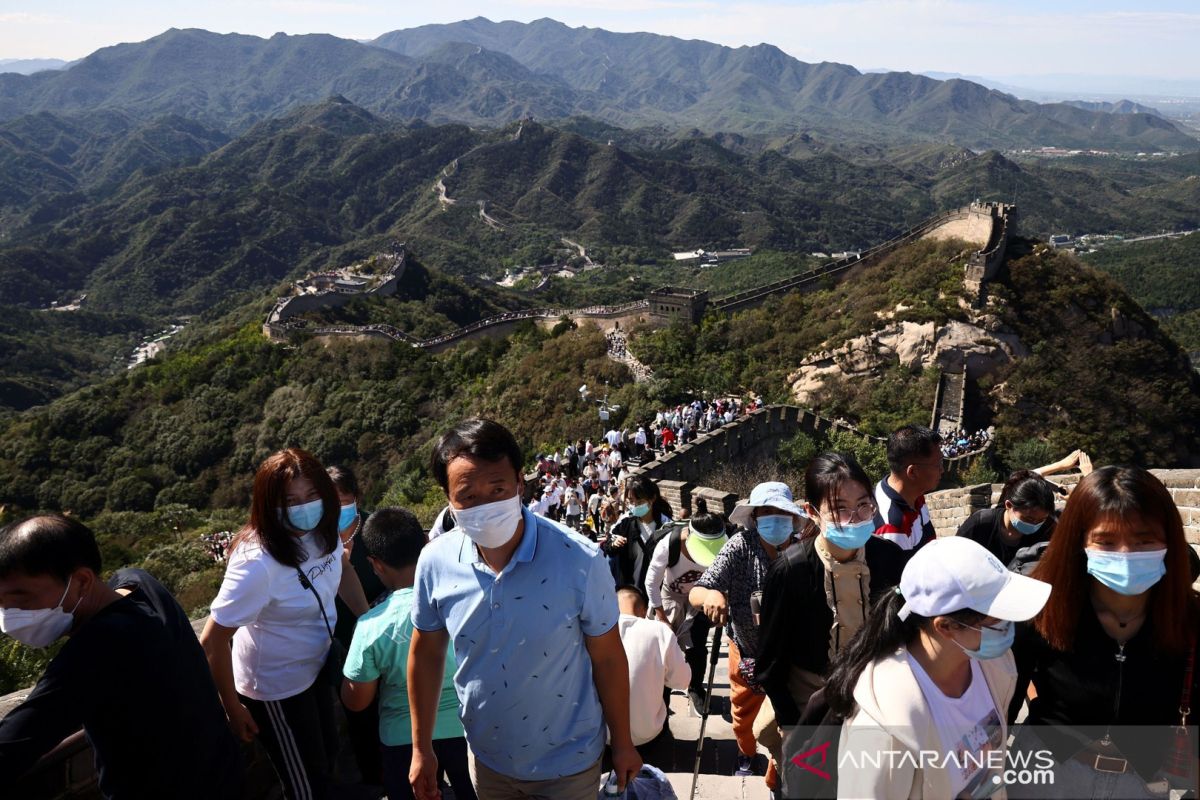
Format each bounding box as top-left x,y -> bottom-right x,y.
0,99 -> 1197,415
4,98 -> 1198,325
0,109 -> 228,221
372,17 -> 1197,151
2,235 -> 1196,532
0,24 -> 1193,152
633,238 -> 1200,465
1083,233 -> 1200,358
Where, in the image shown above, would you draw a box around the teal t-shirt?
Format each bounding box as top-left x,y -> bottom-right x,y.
343,587 -> 463,745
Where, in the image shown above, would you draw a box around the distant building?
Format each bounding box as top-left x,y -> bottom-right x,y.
1048,234 -> 1073,249
673,247 -> 752,264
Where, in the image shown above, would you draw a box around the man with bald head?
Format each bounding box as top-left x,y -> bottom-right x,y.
0,515 -> 241,799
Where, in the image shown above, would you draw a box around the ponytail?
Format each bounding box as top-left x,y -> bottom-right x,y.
689,497 -> 726,537
825,590 -> 984,717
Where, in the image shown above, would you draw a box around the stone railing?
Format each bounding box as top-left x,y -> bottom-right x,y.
710,202 -> 1011,315
625,405 -> 883,489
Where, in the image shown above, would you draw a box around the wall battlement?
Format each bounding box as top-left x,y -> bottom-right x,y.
262,204 -> 1014,352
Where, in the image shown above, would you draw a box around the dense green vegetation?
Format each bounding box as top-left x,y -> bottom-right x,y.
631,238 -> 1200,468
1082,233 -> 1200,355
633,238 -> 970,418
0,307 -> 150,410
1,101 -> 1196,412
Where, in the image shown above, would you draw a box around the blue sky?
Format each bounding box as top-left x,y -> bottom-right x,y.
1,1 -> 1197,85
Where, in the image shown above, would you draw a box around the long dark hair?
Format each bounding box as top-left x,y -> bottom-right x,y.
625,475 -> 673,521
233,448 -> 340,568
997,470 -> 1055,513
1031,465 -> 1198,654
825,590 -> 984,717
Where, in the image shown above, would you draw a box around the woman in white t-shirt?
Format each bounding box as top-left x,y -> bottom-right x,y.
643,497 -> 728,711
200,448 -> 367,800
822,537 -> 1051,800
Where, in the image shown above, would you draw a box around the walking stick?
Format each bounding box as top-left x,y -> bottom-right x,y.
689,623 -> 725,800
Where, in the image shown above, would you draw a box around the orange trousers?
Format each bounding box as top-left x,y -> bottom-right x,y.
727,640 -> 778,789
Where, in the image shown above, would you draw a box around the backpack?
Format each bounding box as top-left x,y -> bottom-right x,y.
1009,540 -> 1050,576
666,523 -> 685,568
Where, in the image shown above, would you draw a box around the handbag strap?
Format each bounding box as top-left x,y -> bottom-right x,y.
296,567 -> 336,643
1180,638 -> 1195,728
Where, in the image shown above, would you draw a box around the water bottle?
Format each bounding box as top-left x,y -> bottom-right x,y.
602,769 -> 621,797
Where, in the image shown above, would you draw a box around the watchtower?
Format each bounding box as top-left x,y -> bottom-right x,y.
648,287 -> 709,325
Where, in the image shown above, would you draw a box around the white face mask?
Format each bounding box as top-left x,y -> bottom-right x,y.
456,494 -> 522,549
0,577 -> 82,648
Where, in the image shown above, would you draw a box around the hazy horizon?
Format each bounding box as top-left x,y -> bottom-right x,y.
1,2 -> 1197,96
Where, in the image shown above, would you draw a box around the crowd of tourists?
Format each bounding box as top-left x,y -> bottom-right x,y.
941,427 -> 993,458
1,418 -> 1198,800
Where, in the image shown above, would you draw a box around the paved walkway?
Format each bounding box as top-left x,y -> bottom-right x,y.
657,634 -> 773,800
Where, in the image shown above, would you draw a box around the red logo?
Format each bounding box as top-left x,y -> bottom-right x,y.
790,741 -> 832,780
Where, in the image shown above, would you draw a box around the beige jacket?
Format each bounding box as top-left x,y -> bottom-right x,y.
836,647 -> 1016,800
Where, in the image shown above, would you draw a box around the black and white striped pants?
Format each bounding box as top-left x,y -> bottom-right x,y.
241,679 -> 338,800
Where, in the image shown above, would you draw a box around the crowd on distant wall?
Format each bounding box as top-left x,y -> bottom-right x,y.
941,428 -> 993,458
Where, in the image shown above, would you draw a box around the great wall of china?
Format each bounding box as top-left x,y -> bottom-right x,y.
263,202 -> 1014,354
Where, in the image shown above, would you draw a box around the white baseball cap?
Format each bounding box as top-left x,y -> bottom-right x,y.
897,536 -> 1051,622
728,481 -> 807,530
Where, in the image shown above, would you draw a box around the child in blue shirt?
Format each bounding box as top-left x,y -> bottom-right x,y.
341,508 -> 475,800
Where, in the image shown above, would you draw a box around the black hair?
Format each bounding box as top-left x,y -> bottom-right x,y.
360,507 -> 426,570
327,465 -> 359,498
616,584 -> 648,609
825,591 -> 985,718
997,470 -> 1056,513
625,474 -> 673,520
805,452 -> 874,529
0,514 -> 103,581
886,424 -> 942,474
431,418 -> 524,492
688,497 -> 726,537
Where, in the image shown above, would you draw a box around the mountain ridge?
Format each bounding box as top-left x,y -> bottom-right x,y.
0,24 -> 1191,152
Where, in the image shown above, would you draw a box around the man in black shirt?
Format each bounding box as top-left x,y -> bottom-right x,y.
0,515 -> 242,799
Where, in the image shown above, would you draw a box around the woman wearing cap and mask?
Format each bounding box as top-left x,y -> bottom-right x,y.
201,448 -> 368,800
824,536 -> 1051,799
757,454 -> 907,765
689,481 -> 805,781
1005,466 -> 1200,799
643,497 -> 728,713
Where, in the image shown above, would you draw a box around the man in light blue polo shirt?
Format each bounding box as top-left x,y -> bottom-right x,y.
407,419 -> 641,800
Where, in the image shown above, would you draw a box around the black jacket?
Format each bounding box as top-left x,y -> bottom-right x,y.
603,513 -> 671,588
757,535 -> 907,726
1010,605 -> 1200,780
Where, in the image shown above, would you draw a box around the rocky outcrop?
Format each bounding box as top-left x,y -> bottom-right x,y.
788,316 -> 1029,404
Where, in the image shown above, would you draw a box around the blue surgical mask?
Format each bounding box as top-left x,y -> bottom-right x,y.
756,515 -> 794,546
955,620 -> 1015,660
1085,548 -> 1167,596
1008,511 -> 1043,536
630,502 -> 650,518
822,519 -> 874,550
285,498 -> 324,532
338,502 -> 358,530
